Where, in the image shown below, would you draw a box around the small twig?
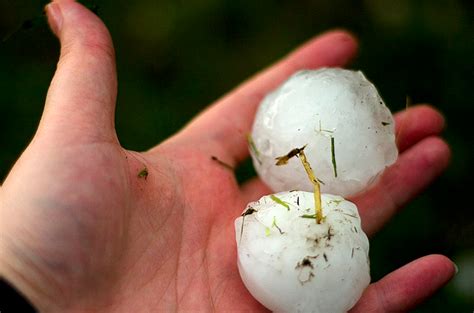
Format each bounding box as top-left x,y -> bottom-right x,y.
211,156 -> 234,171
247,134 -> 262,164
138,167 -> 148,179
275,146 -> 306,166
270,195 -> 290,211
271,216 -> 284,234
298,150 -> 323,224
275,146 -> 323,223
330,136 -> 338,178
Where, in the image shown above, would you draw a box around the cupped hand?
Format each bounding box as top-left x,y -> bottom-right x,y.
0,1 -> 455,312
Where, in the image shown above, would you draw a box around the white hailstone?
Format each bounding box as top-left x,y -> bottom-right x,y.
235,191 -> 370,313
250,68 -> 398,197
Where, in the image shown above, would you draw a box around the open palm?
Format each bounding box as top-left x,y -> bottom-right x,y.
0,2 -> 455,312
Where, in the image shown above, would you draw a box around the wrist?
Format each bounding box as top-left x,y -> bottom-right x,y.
0,231 -> 44,312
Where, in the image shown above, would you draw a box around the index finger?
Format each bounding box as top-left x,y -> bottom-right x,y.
175,30 -> 358,165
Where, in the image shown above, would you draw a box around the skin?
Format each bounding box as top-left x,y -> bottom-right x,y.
0,1 -> 455,312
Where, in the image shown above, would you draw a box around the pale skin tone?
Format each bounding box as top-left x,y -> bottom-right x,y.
0,1 -> 456,312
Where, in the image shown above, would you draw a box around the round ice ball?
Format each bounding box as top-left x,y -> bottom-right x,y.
250,68 -> 398,197
235,191 -> 370,313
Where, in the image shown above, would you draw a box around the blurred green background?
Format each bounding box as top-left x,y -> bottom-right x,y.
0,0 -> 472,311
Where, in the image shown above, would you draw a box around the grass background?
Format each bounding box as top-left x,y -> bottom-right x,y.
0,0 -> 473,311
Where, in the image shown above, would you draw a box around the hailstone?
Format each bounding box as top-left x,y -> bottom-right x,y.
250,68 -> 398,197
235,191 -> 370,313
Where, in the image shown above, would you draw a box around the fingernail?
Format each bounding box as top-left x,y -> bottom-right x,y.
45,2 -> 63,36
452,262 -> 459,275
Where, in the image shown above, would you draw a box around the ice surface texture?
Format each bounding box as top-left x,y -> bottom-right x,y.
250,68 -> 398,197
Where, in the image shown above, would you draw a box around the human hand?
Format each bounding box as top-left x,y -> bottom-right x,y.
0,1 -> 455,312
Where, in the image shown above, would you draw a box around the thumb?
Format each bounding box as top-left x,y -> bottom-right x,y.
40,0 -> 118,144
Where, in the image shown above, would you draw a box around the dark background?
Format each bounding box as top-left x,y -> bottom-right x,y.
0,0 -> 473,312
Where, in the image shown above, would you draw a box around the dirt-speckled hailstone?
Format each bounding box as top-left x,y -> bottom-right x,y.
235,191 -> 370,313
250,68 -> 398,197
